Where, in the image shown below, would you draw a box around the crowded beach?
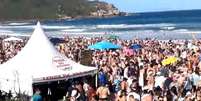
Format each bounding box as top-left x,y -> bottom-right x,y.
0,24 -> 201,101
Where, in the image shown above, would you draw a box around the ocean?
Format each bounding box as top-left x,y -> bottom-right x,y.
1,10 -> 201,40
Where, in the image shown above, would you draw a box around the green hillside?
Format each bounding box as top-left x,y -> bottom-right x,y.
0,0 -> 98,20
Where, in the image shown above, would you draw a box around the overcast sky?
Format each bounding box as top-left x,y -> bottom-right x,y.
101,0 -> 201,13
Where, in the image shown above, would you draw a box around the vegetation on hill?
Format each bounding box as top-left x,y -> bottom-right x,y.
0,0 -> 121,20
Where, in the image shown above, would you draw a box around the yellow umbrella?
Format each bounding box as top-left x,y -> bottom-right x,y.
162,56 -> 178,66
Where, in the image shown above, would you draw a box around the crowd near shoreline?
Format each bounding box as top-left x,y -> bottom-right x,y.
0,35 -> 201,101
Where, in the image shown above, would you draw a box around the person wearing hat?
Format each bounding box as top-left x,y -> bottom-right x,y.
141,91 -> 153,101
184,91 -> 193,101
128,95 -> 137,101
70,89 -> 81,101
127,91 -> 140,101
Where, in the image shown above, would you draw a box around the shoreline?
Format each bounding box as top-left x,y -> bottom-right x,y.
0,14 -> 127,23
0,32 -> 196,41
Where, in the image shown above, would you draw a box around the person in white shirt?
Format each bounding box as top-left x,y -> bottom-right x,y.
155,72 -> 166,89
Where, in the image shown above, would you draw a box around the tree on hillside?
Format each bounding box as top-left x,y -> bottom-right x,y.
0,0 -> 97,20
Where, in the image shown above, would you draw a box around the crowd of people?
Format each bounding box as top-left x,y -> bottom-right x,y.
0,35 -> 201,101
57,36 -> 201,101
0,36 -> 26,64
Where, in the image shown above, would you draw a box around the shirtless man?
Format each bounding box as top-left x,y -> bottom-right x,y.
96,84 -> 110,101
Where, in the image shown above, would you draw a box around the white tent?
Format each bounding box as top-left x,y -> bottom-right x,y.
0,22 -> 97,96
3,37 -> 23,42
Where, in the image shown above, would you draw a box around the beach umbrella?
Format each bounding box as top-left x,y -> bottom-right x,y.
88,41 -> 121,50
130,44 -> 142,50
162,56 -> 178,66
50,38 -> 65,45
3,37 -> 23,42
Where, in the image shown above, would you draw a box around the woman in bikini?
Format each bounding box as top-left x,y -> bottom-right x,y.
96,84 -> 110,101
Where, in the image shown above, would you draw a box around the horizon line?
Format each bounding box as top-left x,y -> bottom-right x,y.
125,9 -> 201,14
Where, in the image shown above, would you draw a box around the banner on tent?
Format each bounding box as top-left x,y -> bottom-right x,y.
33,70 -> 97,83
52,56 -> 72,71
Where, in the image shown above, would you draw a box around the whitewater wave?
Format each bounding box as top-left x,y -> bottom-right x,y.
42,25 -> 75,29
172,29 -> 190,33
8,22 -> 30,26
96,24 -> 126,28
54,31 -> 105,35
160,26 -> 175,30
177,30 -> 201,34
0,25 -> 75,29
0,25 -> 34,29
96,23 -> 176,29
1,23 -> 176,31
61,29 -> 86,32
0,33 -> 29,37
0,29 -> 14,33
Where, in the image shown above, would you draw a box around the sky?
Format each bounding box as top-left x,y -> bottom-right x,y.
101,0 -> 201,13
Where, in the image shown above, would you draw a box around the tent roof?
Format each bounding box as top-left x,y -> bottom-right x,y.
0,21 -> 97,95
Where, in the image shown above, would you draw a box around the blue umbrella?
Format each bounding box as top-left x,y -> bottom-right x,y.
50,38 -> 65,45
130,44 -> 142,50
88,41 -> 121,50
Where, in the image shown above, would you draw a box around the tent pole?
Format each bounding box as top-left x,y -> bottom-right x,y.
95,73 -> 98,88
